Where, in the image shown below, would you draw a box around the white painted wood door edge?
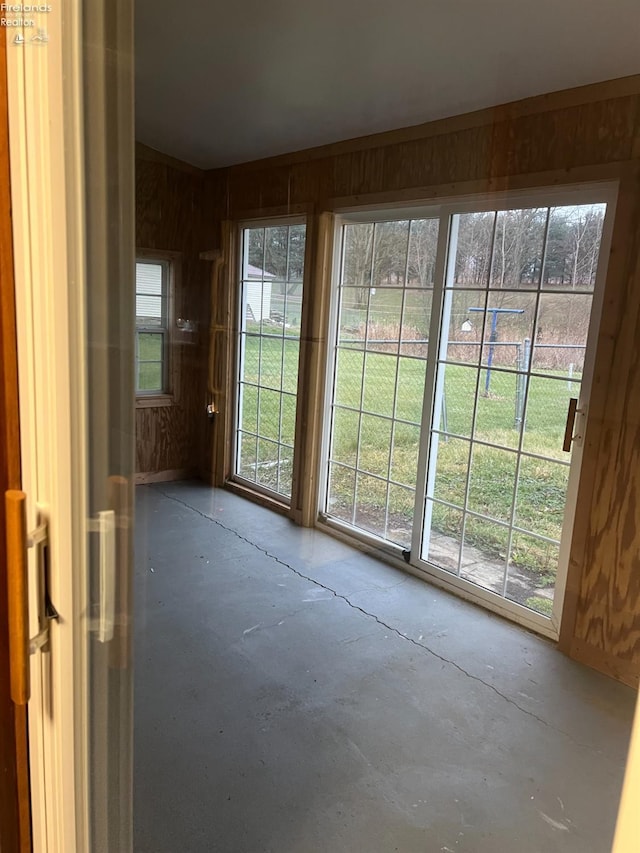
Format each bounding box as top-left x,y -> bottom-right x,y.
6,5 -> 90,851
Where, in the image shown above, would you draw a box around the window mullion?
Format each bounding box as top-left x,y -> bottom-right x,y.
410,209 -> 455,562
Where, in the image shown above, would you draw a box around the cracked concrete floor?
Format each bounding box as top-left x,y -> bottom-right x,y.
133,481 -> 635,853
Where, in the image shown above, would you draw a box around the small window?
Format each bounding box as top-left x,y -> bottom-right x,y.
135,258 -> 171,396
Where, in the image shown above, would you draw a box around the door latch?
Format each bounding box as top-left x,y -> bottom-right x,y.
5,491 -> 59,705
28,517 -> 59,653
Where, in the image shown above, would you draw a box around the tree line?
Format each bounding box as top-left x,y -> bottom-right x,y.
244,206 -> 605,314
342,204 -> 605,305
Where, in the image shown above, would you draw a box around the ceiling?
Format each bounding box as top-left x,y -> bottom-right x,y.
135,0 -> 640,170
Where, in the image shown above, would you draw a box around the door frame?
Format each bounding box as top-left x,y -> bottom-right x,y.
5,7 -> 90,851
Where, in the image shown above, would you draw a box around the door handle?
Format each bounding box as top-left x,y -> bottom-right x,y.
97,509 -> 115,643
87,477 -> 131,651
5,491 -> 59,705
562,397 -> 583,453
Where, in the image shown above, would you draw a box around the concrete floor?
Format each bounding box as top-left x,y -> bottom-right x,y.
133,481 -> 635,853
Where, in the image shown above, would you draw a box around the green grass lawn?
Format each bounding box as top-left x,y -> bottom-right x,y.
239,330 -> 579,580
137,332 -> 165,392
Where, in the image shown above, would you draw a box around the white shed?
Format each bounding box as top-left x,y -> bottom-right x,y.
244,263 -> 275,322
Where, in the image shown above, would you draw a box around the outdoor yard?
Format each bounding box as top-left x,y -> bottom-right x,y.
232,207 -> 600,615
238,325 -> 579,610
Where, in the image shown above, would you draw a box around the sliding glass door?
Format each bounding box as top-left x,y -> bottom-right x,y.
322,189 -> 614,634
417,201 -> 608,626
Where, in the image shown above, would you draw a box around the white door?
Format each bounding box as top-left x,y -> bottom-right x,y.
6,3 -> 135,850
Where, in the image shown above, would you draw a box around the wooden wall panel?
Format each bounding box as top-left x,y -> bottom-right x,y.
213,89 -> 640,219
572,173 -> 640,670
135,147 -> 211,479
202,75 -> 640,684
135,406 -> 190,474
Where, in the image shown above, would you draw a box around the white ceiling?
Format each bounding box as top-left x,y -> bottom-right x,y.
135,0 -> 640,169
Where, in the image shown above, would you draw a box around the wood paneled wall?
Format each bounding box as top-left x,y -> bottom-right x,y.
135,145 -> 212,479
202,75 -> 640,685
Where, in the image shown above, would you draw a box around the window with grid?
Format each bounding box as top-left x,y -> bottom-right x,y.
421,203 -> 607,616
324,218 -> 440,547
235,222 -> 306,499
135,259 -> 170,395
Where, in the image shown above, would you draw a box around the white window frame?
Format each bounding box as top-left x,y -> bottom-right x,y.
135,249 -> 179,407
233,216 -> 307,504
319,182 -> 618,640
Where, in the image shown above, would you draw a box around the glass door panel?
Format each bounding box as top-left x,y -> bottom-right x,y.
420,201 -> 608,621
322,196 -> 611,632
324,218 -> 439,549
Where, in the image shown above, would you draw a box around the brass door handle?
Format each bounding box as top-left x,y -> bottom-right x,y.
6,490 -> 29,704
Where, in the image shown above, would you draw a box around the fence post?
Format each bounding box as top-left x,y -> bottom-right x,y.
441,390 -> 448,440
514,343 -> 523,429
524,337 -> 531,374
514,337 -> 531,429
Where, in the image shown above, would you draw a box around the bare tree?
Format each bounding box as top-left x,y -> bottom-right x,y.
343,223 -> 374,307
408,218 -> 439,286
454,212 -> 495,286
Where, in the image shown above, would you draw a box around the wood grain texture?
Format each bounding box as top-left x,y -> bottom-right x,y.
0,28 -> 31,850
208,91 -> 640,221
218,75 -> 640,175
134,469 -> 192,485
135,156 -> 211,477
201,76 -> 640,684
209,221 -> 236,486
569,169 -> 640,684
290,213 -> 334,526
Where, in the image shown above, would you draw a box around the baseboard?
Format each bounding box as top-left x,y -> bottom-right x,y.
135,468 -> 193,485
569,639 -> 640,688
225,479 -> 291,517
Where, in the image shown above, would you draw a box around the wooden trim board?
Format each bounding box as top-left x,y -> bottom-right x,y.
135,469 -> 193,485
